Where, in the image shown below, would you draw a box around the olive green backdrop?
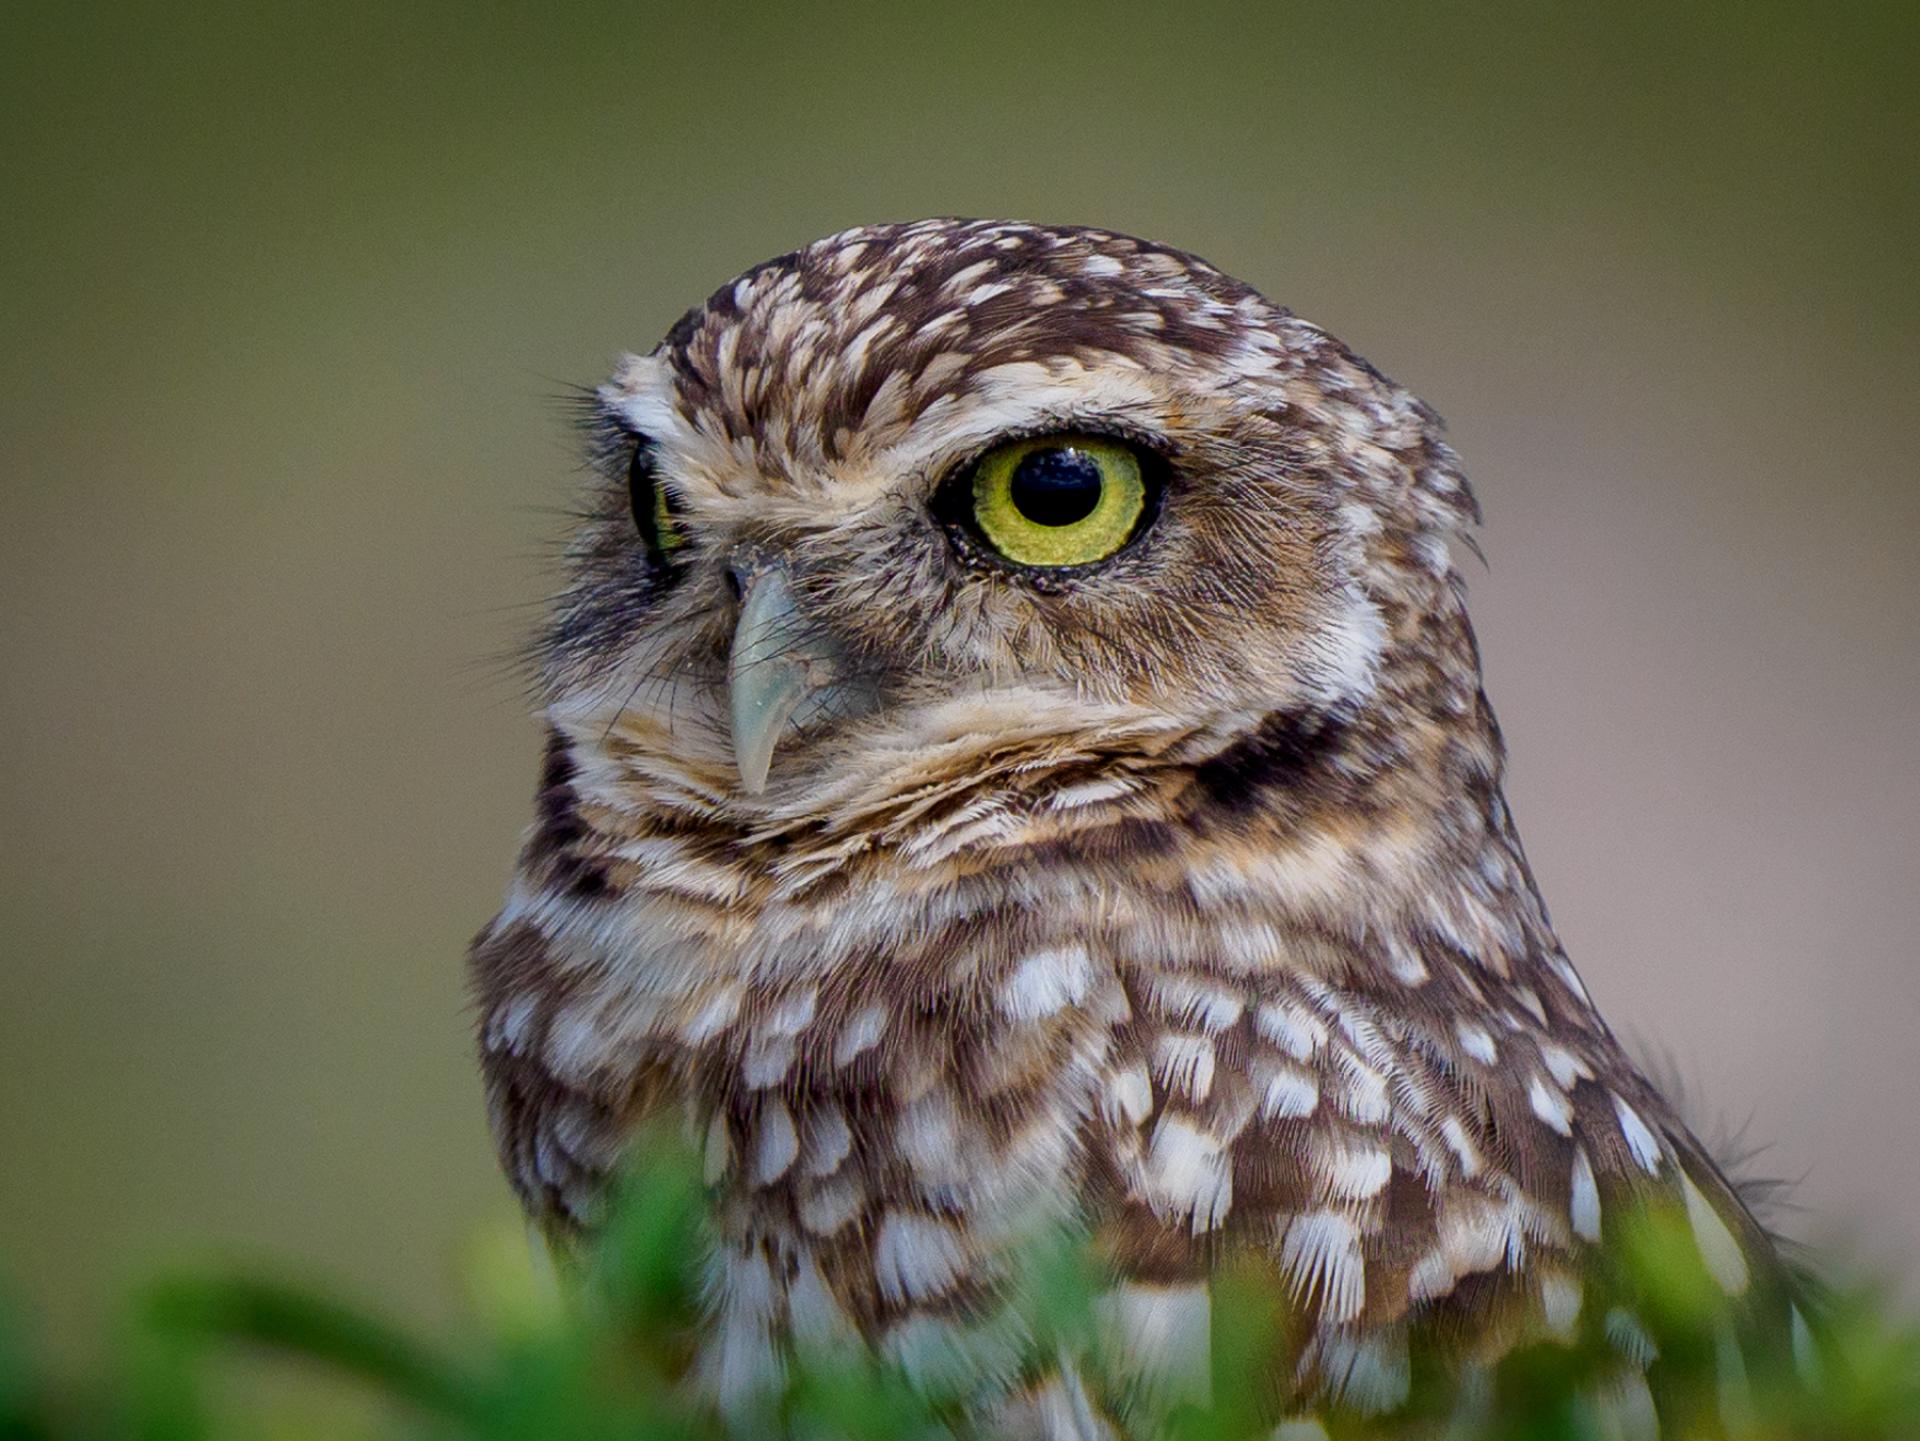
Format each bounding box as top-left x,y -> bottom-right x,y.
4,2 -> 1915,1361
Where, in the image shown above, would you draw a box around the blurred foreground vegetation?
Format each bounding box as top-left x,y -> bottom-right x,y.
5,1144 -> 1917,1440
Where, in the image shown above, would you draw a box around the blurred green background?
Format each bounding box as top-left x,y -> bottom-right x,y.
3,1 -> 1915,1366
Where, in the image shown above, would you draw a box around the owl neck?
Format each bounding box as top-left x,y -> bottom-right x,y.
1162,692 -> 1569,995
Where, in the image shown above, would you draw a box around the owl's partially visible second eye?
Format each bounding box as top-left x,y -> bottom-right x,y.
959,435 -> 1152,568
628,442 -> 685,563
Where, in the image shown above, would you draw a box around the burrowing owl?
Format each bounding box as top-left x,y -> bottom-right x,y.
472,219 -> 1797,1432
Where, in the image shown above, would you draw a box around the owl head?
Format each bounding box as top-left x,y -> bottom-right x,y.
544,219 -> 1478,837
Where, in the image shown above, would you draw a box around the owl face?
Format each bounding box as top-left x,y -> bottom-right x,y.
545,220 -> 1460,819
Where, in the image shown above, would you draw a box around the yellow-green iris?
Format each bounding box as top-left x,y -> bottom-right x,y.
969,435 -> 1146,566
629,445 -> 685,560
650,481 -> 685,556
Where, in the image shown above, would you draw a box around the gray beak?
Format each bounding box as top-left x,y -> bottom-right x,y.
727,561 -> 836,794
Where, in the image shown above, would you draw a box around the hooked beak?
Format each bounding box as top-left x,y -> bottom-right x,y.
727,560 -> 842,794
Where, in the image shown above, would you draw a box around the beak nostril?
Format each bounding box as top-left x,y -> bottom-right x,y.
724,569 -> 745,602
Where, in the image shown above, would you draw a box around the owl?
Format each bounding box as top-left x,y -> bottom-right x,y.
471,219 -> 1802,1435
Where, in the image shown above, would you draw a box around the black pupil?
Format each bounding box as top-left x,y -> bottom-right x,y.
1007,448 -> 1104,526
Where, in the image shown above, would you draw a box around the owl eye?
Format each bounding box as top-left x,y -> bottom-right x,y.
627,442 -> 686,561
962,434 -> 1151,567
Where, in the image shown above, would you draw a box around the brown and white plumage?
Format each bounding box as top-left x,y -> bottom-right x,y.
471,219 -> 1793,1430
